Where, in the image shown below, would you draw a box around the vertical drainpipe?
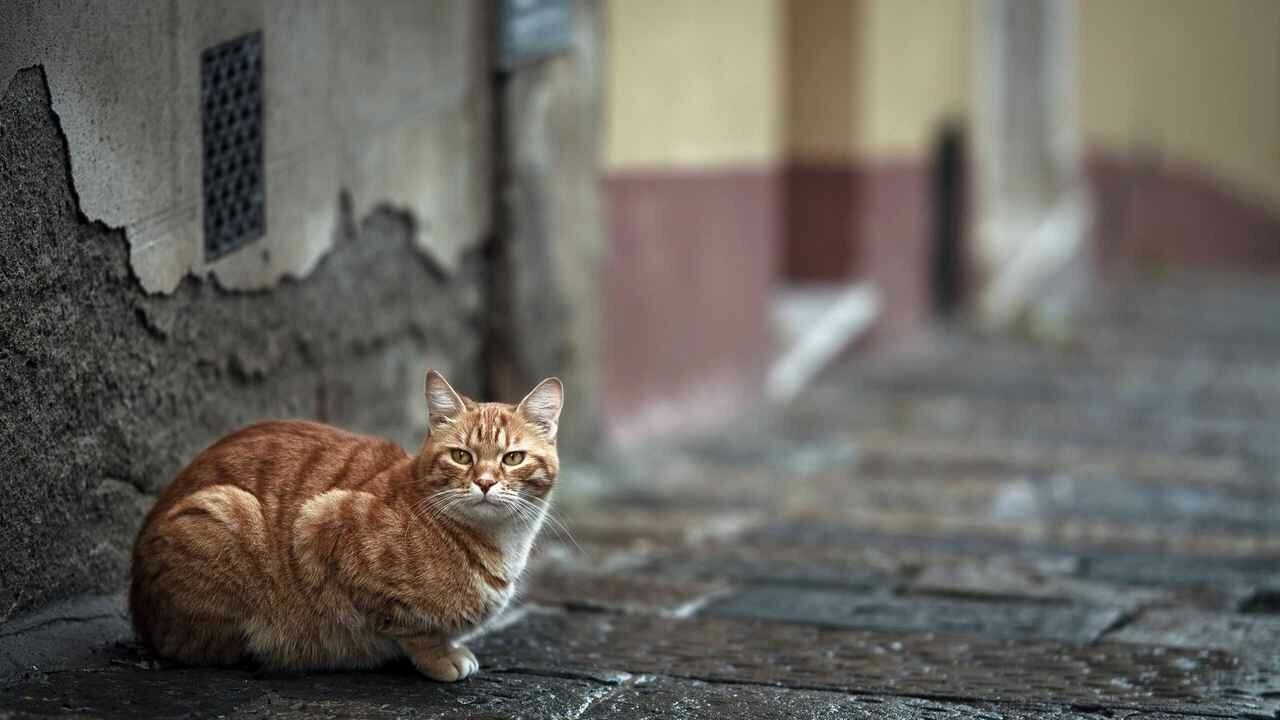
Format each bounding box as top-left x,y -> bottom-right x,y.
972,0 -> 1092,336
931,123 -> 966,317
483,0 -> 518,402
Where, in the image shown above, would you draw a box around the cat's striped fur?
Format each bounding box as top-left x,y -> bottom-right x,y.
129,371 -> 562,681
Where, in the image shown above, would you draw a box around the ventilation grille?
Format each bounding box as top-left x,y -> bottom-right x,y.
201,32 -> 264,261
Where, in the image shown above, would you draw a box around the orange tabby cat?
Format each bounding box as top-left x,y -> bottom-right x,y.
129,370 -> 562,681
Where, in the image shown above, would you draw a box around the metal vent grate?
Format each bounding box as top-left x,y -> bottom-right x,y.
201,32 -> 264,261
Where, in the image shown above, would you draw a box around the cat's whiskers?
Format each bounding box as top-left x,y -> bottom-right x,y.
506,494 -> 581,555
504,494 -> 539,521
414,488 -> 471,523
536,508 -> 582,555
414,491 -> 456,517
507,496 -> 541,529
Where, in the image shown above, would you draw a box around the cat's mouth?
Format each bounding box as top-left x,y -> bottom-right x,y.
470,495 -> 509,512
462,497 -> 517,522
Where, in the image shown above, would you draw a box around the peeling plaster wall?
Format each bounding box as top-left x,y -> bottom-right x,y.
0,0 -> 490,294
0,67 -> 484,623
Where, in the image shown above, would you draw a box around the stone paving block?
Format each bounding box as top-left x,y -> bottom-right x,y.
1082,315 -> 1280,359
747,523 -> 1272,604
0,664 -> 610,720
2,666 -> 256,719
1105,608 -> 1280,660
754,515 -> 1280,561
529,531 -> 681,576
600,485 -> 781,513
834,389 -> 1280,463
1239,585 -> 1280,613
907,559 -> 1201,611
524,570 -> 730,616
784,474 -> 1006,520
580,676 -> 1225,720
474,609 -> 1277,716
640,538 -> 1233,612
778,463 -> 1279,543
0,594 -> 132,684
676,434 -> 863,477
703,587 -> 1125,643
745,523 -> 1066,566
851,431 -> 1255,490
853,363 -> 1280,427
525,514 -> 764,579
844,430 -> 1254,491
638,544 -> 902,592
983,474 -> 1280,533
565,508 -> 765,548
1082,553 -> 1280,594
580,676 -> 868,719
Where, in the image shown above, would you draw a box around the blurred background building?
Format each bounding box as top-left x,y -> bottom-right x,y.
605,0 -> 1280,432
2,0 -> 1278,634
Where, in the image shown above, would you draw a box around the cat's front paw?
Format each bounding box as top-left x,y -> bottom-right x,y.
412,642 -> 478,682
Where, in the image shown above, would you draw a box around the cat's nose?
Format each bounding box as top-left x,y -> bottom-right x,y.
474,475 -> 498,494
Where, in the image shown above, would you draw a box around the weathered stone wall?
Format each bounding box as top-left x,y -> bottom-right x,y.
0,67 -> 483,623
0,0 -> 490,294
490,0 -> 604,448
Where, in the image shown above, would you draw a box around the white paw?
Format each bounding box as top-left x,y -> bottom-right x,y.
416,643 -> 479,682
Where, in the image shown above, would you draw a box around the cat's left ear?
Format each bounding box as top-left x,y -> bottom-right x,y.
517,377 -> 564,441
425,370 -> 465,433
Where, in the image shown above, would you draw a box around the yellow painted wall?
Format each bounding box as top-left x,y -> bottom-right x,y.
604,0 -> 783,170
786,0 -> 857,162
606,0 -> 970,169
785,0 -> 970,163
606,0 -> 967,169
1078,0 -> 1280,209
607,0 -> 1280,210
854,0 -> 970,160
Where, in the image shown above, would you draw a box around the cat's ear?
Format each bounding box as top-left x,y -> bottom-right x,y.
425,370 -> 465,432
517,377 -> 564,440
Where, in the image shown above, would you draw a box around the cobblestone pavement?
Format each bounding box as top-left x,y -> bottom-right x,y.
4,276 -> 1279,718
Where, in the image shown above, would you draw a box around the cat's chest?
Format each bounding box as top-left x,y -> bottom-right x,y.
478,528 -> 539,604
488,536 -> 534,592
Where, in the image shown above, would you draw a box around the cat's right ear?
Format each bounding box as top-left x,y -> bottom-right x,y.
425,370 -> 465,433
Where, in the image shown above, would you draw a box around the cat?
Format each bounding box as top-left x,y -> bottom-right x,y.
129,370 -> 562,682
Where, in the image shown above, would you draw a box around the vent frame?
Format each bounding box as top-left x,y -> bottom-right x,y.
200,32 -> 265,261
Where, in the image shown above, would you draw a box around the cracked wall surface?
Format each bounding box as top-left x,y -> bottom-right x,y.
0,0 -> 489,294
0,67 -> 484,623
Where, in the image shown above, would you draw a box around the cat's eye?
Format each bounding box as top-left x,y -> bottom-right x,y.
502,451 -> 526,466
450,449 -> 472,464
